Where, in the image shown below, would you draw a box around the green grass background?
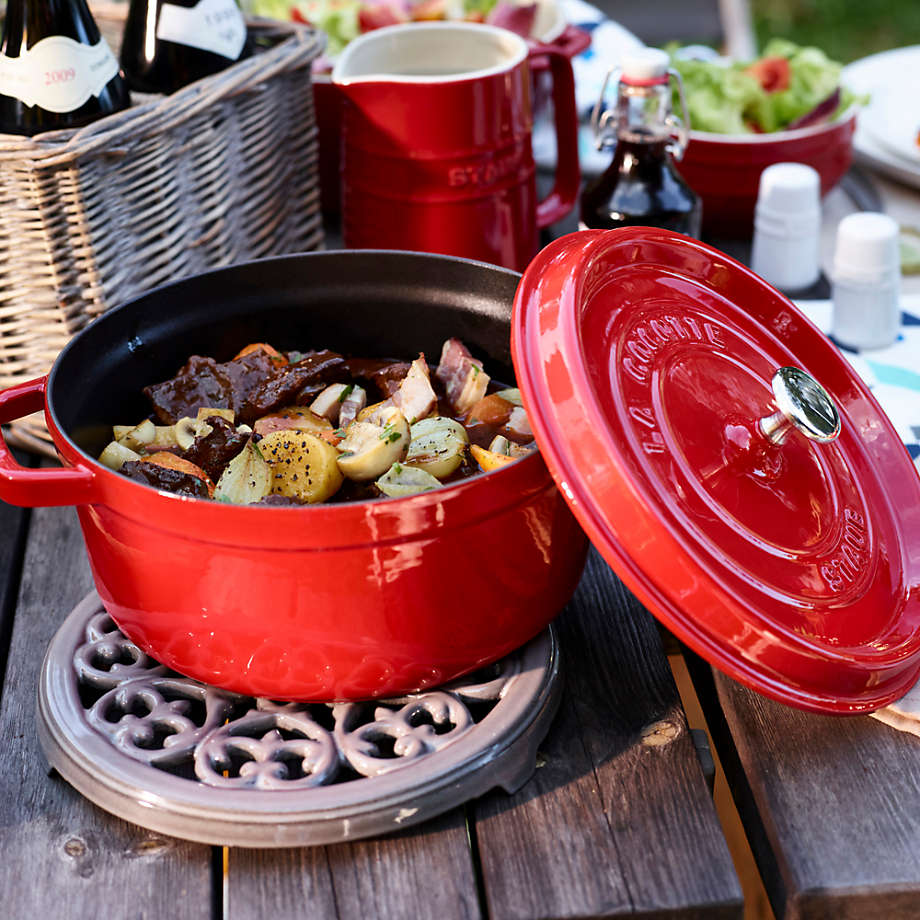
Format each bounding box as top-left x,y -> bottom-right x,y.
752,0 -> 920,62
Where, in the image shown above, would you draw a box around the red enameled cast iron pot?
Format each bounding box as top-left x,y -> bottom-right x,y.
0,251 -> 588,701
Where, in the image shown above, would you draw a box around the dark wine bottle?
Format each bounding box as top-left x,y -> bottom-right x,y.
0,0 -> 131,136
580,48 -> 701,237
120,0 -> 251,95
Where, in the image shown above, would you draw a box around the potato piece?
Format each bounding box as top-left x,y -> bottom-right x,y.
173,416 -> 214,450
405,416 -> 468,480
500,406 -> 533,443
494,387 -> 523,407
390,355 -> 437,424
470,443 -> 516,472
488,435 -> 537,459
310,383 -> 355,422
253,406 -> 333,438
148,425 -> 180,449
197,407 -> 235,424
336,406 -> 410,481
356,400 -> 385,423
214,440 -> 272,505
99,441 -> 141,471
142,451 -> 215,496
258,429 -> 344,503
410,416 -> 468,443
376,463 -> 442,498
339,385 -> 367,428
115,418 -> 155,452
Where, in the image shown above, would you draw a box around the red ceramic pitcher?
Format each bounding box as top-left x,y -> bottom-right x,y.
332,22 -> 580,271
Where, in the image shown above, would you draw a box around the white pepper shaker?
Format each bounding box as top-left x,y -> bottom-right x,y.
831,212 -> 901,350
750,163 -> 821,293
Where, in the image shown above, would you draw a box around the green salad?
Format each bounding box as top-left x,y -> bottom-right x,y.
244,0 -> 503,57
670,39 -> 865,135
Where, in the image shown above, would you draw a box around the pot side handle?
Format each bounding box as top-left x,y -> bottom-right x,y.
0,377 -> 98,507
528,43 -> 581,229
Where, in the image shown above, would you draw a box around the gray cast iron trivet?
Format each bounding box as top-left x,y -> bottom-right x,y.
37,592 -> 561,848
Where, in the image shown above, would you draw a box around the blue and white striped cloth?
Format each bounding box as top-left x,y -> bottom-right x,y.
794,297 -> 920,472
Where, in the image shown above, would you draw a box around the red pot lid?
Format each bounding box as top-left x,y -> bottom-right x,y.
512,227 -> 920,714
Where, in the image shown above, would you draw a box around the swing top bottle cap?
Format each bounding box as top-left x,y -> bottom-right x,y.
621,49 -> 670,85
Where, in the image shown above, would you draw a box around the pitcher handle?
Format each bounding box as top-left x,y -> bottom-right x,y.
529,44 -> 581,229
0,377 -> 99,507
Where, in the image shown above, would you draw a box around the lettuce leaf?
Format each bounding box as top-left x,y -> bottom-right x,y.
670,39 -> 864,135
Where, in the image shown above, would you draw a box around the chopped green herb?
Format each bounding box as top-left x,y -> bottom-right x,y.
251,441 -> 266,462
386,431 -> 402,443
333,427 -> 345,438
339,450 -> 354,458
472,364 -> 481,377
338,384 -> 355,403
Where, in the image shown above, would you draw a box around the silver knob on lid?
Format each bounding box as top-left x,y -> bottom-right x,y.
759,367 -> 841,444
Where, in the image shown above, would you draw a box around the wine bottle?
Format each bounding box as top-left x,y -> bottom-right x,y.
0,0 -> 131,136
120,0 -> 251,95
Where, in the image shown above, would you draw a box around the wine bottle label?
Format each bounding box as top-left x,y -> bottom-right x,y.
157,0 -> 247,61
0,36 -> 118,113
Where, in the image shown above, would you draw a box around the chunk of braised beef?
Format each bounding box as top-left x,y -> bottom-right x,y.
121,461 -> 211,499
222,351 -> 282,418
144,351 -> 279,425
242,350 -> 347,422
339,357 -> 418,399
341,357 -> 393,380
257,493 -> 307,506
144,356 -> 229,425
332,478 -> 383,503
179,417 -> 248,482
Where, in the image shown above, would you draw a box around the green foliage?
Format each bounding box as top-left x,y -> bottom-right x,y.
752,0 -> 920,63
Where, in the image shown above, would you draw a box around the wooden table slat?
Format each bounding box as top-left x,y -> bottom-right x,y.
0,504 -> 214,918
686,650 -> 920,920
229,809 -> 480,920
475,551 -> 743,919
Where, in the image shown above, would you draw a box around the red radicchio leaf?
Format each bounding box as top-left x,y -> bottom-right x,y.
486,1 -> 538,38
786,88 -> 841,130
359,0 -> 410,32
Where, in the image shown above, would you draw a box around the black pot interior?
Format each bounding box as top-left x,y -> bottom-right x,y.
50,250 -> 521,460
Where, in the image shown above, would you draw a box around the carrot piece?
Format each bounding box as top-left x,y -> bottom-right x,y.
142,451 -> 215,497
232,343 -> 288,364
468,393 -> 514,427
470,443 -> 516,472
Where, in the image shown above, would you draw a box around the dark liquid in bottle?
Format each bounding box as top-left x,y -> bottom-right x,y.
0,0 -> 130,135
580,135 -> 701,237
121,0 -> 251,95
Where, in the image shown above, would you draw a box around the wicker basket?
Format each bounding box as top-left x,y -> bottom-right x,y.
0,6 -> 326,454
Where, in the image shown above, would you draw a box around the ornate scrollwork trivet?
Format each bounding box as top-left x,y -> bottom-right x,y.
37,593 -> 561,847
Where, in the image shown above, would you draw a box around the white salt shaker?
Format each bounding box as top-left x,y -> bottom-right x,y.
831,212 -> 901,350
750,162 -> 821,293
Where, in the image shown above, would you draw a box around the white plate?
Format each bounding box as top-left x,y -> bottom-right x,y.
863,90 -> 920,164
843,45 -> 920,188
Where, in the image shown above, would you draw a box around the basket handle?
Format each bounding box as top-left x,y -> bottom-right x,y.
0,378 -> 99,507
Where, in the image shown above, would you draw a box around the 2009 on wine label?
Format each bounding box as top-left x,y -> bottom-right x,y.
2,35 -> 118,113
45,67 -> 77,85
